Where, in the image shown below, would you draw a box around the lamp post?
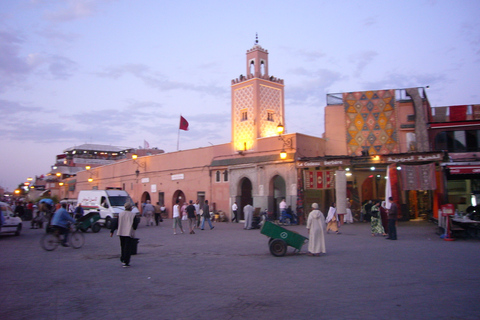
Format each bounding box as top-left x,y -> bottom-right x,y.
132,154 -> 146,177
277,123 -> 293,160
86,166 -> 97,183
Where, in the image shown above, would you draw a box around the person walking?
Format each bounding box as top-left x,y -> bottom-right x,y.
200,200 -> 214,230
231,202 -> 238,223
386,197 -> 398,240
194,200 -> 201,228
181,202 -> 188,224
74,204 -> 84,220
243,203 -> 254,230
110,202 -> 139,268
370,200 -> 387,237
172,200 -> 184,235
154,202 -> 163,226
364,200 -> 373,222
344,198 -> 354,224
306,203 -> 326,256
143,200 -> 155,226
279,199 -> 287,221
186,200 -> 197,234
380,201 -> 389,234
326,203 -> 340,234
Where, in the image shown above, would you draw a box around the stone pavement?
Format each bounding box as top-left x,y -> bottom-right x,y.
1,218 -> 479,320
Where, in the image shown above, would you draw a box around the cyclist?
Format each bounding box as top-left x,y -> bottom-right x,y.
51,203 -> 76,247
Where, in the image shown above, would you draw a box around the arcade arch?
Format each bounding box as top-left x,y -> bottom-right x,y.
237,177 -> 252,220
269,174 -> 286,219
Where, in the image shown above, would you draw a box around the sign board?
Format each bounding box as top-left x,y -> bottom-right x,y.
441,204 -> 455,216
171,174 -> 184,181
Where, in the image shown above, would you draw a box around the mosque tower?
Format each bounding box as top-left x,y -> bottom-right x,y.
231,35 -> 285,153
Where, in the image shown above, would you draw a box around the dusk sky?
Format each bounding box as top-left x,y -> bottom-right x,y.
1,0 -> 479,192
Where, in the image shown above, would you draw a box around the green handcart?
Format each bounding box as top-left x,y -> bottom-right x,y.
260,221 -> 308,257
76,212 -> 101,233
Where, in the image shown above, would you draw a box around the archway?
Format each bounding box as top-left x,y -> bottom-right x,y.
270,175 -> 286,219
140,191 -> 151,212
172,189 -> 186,208
239,178 -> 252,220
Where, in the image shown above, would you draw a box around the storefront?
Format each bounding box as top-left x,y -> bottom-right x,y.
297,152 -> 445,221
442,162 -> 480,213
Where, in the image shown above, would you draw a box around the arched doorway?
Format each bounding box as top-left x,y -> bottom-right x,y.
140,192 -> 151,213
172,189 -> 186,208
239,178 -> 252,220
270,175 -> 286,219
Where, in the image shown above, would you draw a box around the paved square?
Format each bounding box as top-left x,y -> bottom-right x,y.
1,220 -> 479,320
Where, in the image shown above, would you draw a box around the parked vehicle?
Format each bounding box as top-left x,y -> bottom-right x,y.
0,202 -> 22,236
77,190 -> 138,228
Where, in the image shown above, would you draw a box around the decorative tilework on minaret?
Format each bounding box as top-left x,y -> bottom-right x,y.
231,36 -> 285,152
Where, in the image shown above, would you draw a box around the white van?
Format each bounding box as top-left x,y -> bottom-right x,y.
77,190 -> 139,228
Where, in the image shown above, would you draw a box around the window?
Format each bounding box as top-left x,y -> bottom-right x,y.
241,110 -> 248,121
267,111 -> 274,122
434,130 -> 480,152
223,170 -> 228,182
215,171 -> 221,182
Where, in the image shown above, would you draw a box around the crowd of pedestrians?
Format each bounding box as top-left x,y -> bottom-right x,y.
3,195 -> 400,267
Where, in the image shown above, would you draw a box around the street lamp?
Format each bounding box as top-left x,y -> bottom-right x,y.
86,166 -> 97,182
277,123 -> 293,160
132,154 -> 146,176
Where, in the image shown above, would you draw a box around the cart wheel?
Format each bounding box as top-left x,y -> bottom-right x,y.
269,239 -> 287,257
91,223 -> 101,233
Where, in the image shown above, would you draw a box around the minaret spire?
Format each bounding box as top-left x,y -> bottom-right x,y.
255,33 -> 258,45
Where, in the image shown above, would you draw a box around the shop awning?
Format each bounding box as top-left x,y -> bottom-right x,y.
447,165 -> 480,174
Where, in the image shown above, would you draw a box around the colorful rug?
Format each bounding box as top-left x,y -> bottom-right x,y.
344,90 -> 399,155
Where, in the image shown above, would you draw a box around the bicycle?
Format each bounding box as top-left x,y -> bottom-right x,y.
40,224 -> 85,251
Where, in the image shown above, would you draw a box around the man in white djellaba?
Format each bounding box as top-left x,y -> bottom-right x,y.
306,203 -> 326,256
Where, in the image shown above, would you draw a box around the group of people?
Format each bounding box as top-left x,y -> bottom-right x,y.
305,197 -> 399,256
171,199 -> 214,235
141,200 -> 165,227
362,198 -> 398,240
33,195 -> 399,266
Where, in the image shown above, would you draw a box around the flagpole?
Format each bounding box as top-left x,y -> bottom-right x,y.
177,127 -> 180,151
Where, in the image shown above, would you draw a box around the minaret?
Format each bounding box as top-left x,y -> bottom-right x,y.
231,35 -> 285,152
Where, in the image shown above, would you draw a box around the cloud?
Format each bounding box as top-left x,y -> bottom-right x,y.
96,63 -> 226,96
0,31 -> 32,90
363,16 -> 378,27
0,29 -> 77,91
36,28 -> 80,42
47,54 -> 77,79
0,99 -> 43,114
362,72 -> 448,91
43,0 -> 102,22
460,22 -> 480,56
280,46 -> 326,62
286,68 -> 346,104
349,50 -> 378,77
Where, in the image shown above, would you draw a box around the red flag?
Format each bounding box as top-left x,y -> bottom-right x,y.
179,116 -> 189,131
